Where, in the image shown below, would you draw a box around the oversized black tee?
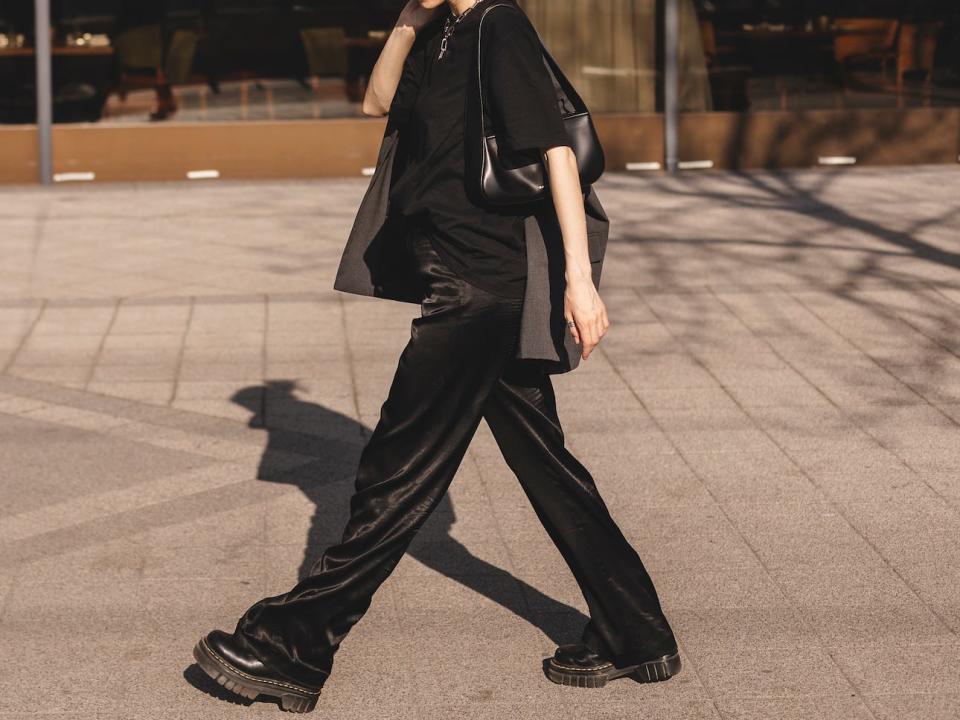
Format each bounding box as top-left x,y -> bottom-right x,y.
386,0 -> 571,299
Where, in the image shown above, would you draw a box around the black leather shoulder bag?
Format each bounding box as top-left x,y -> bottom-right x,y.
475,2 -> 605,206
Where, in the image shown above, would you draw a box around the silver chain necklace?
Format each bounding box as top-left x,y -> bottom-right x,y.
437,0 -> 481,60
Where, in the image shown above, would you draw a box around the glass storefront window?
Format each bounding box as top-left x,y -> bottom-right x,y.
7,0 -> 957,180
6,1 -> 668,126
7,0 -> 403,125
0,0 -> 37,123
519,0 -> 663,113
691,0 -> 960,112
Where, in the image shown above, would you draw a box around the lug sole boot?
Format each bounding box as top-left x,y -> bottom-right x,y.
546,643 -> 681,688
193,630 -> 322,713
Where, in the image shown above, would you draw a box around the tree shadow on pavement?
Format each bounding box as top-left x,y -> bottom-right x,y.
230,380 -> 588,647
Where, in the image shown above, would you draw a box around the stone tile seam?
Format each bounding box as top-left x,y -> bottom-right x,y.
260,295 -> 270,416
1,298 -> 46,375
0,291 -> 333,310
783,288 -> 960,500
0,383 -> 318,474
168,296 -> 197,407
80,299 -> 121,392
621,290 -> 883,714
0,372 -> 276,443
2,277 -> 959,311
0,463 -> 256,544
704,286 -> 958,642
929,283 -> 960,311
461,450 -> 527,596
587,372 -> 830,708
814,285 -> 960,367
336,292 -> 363,426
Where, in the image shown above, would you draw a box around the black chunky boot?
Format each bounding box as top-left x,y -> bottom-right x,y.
193,630 -> 322,713
546,643 -> 682,688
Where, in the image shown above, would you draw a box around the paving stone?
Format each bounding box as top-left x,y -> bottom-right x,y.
683,450 -> 818,502
865,693 -> 960,720
832,642 -> 960,696
666,426 -> 781,454
0,414 -> 212,520
91,363 -> 179,382
722,499 -> 881,570
672,605 -> 818,652
10,365 -> 91,386
417,696 -> 719,720
769,563 -> 953,648
618,354 -> 722,389
818,381 -> 924,408
1,168 -> 959,718
86,380 -> 175,404
724,381 -> 832,408
634,385 -> 742,412
615,505 -> 763,574
715,695 -> 874,720
690,642 -> 854,699
178,362 -> 264,382
840,495 -> 960,569
184,331 -> 265,348
111,303 -> 191,334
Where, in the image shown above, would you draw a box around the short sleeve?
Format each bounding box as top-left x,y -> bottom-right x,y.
388,37 -> 428,125
483,9 -> 571,155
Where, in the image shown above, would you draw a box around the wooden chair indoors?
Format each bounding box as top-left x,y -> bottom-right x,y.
895,22 -> 944,107
833,17 -> 899,100
698,18 -> 750,111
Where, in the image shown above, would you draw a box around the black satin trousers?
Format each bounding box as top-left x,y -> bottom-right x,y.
231,231 -> 677,688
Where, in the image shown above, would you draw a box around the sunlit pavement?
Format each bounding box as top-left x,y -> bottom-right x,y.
1,166 -> 959,719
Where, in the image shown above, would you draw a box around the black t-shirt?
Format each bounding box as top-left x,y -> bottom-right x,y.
386,0 -> 571,299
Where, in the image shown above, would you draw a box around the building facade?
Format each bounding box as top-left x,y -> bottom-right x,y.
2,0 -> 959,183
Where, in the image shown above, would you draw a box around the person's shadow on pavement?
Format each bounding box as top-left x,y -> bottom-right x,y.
230,380 -> 589,647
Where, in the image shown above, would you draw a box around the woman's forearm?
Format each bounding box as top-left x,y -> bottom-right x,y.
544,144 -> 609,360
362,1 -> 440,117
544,146 -> 591,284
362,25 -> 417,117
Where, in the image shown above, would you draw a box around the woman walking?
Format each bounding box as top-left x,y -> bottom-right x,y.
193,0 -> 679,712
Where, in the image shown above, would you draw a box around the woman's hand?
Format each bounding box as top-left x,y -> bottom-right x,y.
397,0 -> 444,33
564,274 -> 610,360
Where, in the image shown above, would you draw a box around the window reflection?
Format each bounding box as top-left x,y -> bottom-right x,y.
0,1 -> 402,124
3,0 -> 958,126
0,0 -> 36,123
693,0 -> 960,111
520,0 -> 659,113
103,1 -> 397,123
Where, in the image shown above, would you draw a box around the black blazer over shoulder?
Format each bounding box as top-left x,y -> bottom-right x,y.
333,4 -> 610,375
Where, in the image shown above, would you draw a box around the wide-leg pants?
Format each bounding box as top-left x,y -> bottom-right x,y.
231,230 -> 677,688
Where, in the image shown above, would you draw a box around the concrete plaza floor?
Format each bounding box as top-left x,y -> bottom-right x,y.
1,166 -> 959,719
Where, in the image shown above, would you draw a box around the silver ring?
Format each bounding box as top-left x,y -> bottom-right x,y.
566,321 -> 576,328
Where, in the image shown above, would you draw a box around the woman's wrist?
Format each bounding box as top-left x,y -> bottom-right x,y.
564,261 -> 593,285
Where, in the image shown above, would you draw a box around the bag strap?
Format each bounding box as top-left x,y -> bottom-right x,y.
476,2 -> 588,141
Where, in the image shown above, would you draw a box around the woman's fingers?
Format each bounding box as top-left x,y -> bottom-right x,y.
581,316 -> 601,359
566,293 -> 610,360
565,311 -> 581,345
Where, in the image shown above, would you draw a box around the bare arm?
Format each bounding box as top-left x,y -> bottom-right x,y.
543,145 -> 610,360
362,1 -> 440,117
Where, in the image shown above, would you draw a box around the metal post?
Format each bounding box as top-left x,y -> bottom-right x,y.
34,0 -> 54,185
663,0 -> 679,173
